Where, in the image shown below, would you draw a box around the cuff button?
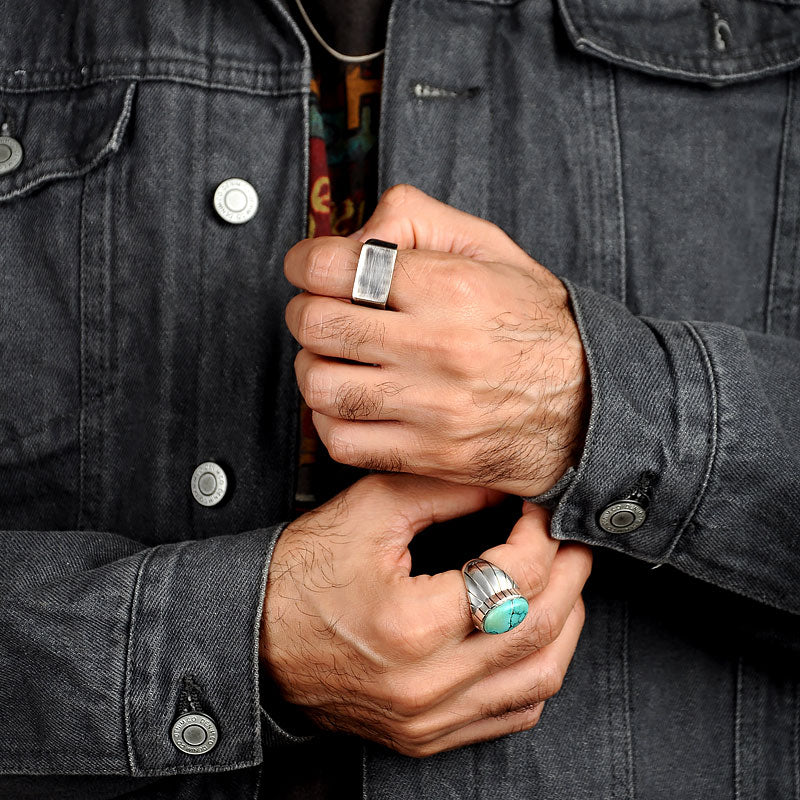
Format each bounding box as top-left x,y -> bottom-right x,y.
598,501 -> 647,534
171,713 -> 219,755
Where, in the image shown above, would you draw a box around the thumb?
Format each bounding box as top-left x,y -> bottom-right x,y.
350,473 -> 505,570
351,183 -> 533,268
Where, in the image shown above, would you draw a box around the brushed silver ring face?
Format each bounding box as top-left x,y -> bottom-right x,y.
352,238 -> 399,309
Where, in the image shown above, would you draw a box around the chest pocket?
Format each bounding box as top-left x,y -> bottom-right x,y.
556,0 -> 800,336
0,81 -> 135,462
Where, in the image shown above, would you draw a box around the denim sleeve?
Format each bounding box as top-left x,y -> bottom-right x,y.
547,280 -> 800,615
0,523 -> 299,778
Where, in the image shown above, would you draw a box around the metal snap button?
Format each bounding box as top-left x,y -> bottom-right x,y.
171,713 -> 219,755
0,136 -> 23,175
213,178 -> 258,224
598,500 -> 647,534
191,462 -> 228,507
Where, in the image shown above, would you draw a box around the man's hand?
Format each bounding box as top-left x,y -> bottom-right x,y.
260,473 -> 591,757
284,184 -> 588,498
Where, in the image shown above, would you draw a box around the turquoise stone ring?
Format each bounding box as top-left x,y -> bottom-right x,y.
462,559 -> 529,635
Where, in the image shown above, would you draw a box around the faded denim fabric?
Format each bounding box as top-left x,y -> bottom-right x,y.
0,1 -> 798,799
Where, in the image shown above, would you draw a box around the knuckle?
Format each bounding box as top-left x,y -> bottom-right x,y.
495,634 -> 538,666
438,262 -> 481,305
299,363 -> 332,412
442,333 -> 481,376
536,661 -> 566,700
388,684 -> 438,719
307,241 -> 337,288
324,425 -> 359,465
523,566 -> 548,600
506,703 -> 545,733
336,381 -> 383,421
380,182 -> 419,208
528,603 -> 560,649
496,556 -> 549,597
390,717 -> 436,745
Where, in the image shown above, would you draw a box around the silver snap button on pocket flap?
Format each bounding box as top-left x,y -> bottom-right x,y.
0,136 -> 23,175
171,713 -> 219,755
213,178 -> 258,224
191,462 -> 228,507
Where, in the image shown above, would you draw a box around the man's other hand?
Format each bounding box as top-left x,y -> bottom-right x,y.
260,474 -> 591,757
284,184 -> 588,498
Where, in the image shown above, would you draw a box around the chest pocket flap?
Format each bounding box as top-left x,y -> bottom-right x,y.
0,81 -> 136,202
556,0 -> 800,85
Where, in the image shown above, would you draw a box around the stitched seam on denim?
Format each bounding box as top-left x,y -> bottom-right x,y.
659,322 -> 719,562
0,52 -> 299,70
0,761 -> 260,777
585,59 -> 602,293
485,0 -> 495,227
97,156 -> 112,525
549,280 -> 599,538
375,0 -> 398,195
361,742 -> 368,800
82,158 -> 109,531
766,72 -> 794,334
784,146 -> 800,335
0,76 -> 307,98
192,10 -> 211,537
77,174 -> 87,531
607,65 -> 626,305
605,602 -> 620,798
734,655 -> 743,800
123,548 -> 153,775
0,82 -> 135,202
622,599 -> 635,800
0,56 -> 303,74
252,527 -> 288,756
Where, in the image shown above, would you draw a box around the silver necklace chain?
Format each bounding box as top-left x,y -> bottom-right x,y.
294,0 -> 385,63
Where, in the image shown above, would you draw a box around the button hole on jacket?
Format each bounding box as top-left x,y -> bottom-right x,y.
411,82 -> 481,100
177,674 -> 208,716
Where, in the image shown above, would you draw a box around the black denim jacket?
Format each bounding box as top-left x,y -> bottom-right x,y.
0,1 -> 798,798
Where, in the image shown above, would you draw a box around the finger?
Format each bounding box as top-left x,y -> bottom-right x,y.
413,598 -> 585,744
312,410 -> 422,471
295,349 -> 415,422
478,503 -> 559,599
347,473 -> 505,547
392,703 -> 544,758
380,508 -> 572,682
286,292 -> 410,364
354,183 -> 534,270
464,543 -> 592,671
284,235 -> 467,312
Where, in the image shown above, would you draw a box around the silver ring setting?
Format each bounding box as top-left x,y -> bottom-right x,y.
352,238 -> 398,309
462,559 -> 529,635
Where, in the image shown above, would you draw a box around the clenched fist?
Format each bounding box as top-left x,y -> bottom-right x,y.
260,473 -> 591,757
284,184 -> 588,498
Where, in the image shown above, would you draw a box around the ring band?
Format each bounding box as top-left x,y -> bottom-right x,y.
462,559 -> 529,635
352,238 -> 398,309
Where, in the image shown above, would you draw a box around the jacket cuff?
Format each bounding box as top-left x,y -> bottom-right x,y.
125,525 -> 284,776
549,280 -> 715,564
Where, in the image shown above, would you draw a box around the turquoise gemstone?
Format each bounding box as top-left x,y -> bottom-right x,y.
482,596 -> 529,634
